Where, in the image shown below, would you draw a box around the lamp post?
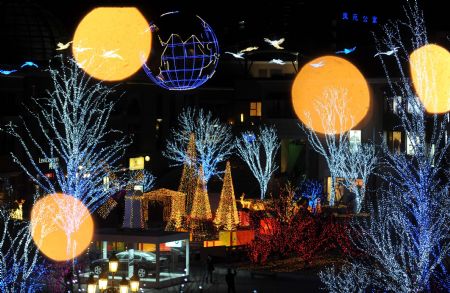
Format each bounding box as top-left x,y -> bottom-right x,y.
108,254 -> 119,291
87,274 -> 97,293
94,254 -> 140,293
119,276 -> 129,293
129,275 -> 140,292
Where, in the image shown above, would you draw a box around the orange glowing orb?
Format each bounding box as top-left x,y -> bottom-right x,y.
291,56 -> 370,134
410,44 -> 450,114
31,193 -> 94,261
72,7 -> 152,81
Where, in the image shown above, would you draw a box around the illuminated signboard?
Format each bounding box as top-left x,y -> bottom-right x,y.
129,157 -> 145,170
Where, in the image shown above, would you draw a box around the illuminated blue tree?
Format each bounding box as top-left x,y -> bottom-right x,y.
0,208 -> 46,292
298,89 -> 351,206
339,142 -> 377,213
235,126 -> 280,199
2,56 -> 129,256
321,1 -> 450,291
3,56 -> 129,213
126,170 -> 156,193
163,107 -> 233,185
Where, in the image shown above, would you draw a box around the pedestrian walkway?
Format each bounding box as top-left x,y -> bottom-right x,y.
139,262 -> 323,293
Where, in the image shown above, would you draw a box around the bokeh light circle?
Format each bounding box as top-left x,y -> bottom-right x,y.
291,56 -> 370,134
410,44 -> 450,114
31,193 -> 94,261
72,7 -> 152,81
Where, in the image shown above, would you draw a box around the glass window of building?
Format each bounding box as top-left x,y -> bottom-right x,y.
406,133 -> 419,155
387,131 -> 402,153
349,130 -> 361,152
250,102 -> 262,117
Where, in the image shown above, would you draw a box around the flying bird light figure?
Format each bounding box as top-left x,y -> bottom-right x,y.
264,38 -> 285,49
101,49 -> 124,60
374,47 -> 400,57
73,46 -> 92,53
240,46 -> 259,53
269,58 -> 285,65
336,46 -> 356,54
56,41 -> 73,51
21,61 -> 38,68
225,51 -> 245,59
0,69 -> 17,75
310,61 -> 325,68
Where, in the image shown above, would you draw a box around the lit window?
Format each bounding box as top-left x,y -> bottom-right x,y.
406,133 -> 419,155
392,96 -> 402,114
250,102 -> 262,117
387,131 -> 402,153
407,97 -> 421,114
349,130 -> 361,152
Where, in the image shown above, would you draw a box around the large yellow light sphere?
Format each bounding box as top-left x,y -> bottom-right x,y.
72,7 -> 152,81
31,193 -> 94,261
410,44 -> 450,114
291,56 -> 370,134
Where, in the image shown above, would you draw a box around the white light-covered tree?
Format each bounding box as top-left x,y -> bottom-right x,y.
126,170 -> 156,193
164,107 -> 234,185
235,125 -> 280,199
1,56 -> 129,258
0,207 -> 46,292
298,88 -> 351,206
339,143 -> 377,213
3,56 -> 128,212
321,1 -> 450,291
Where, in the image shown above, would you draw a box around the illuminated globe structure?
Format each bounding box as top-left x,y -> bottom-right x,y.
142,12 -> 219,90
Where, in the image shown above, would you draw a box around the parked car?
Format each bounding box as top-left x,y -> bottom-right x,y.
90,250 -> 167,278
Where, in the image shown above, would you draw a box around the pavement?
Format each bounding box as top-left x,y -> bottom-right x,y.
140,261 -> 323,293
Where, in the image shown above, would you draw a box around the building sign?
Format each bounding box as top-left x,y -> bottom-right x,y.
341,11 -> 378,24
39,157 -> 59,169
166,240 -> 182,248
129,157 -> 144,170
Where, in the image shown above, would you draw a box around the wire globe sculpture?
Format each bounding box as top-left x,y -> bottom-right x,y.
142,12 -> 219,91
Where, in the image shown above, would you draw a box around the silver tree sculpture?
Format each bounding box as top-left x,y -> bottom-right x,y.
299,88 -> 352,206
2,56 -> 129,258
321,1 -> 450,291
163,107 -> 234,185
235,125 -> 280,199
0,208 -> 46,292
339,143 -> 378,213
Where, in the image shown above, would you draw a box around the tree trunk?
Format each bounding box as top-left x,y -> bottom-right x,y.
329,175 -> 336,206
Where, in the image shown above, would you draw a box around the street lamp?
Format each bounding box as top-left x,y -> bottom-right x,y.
108,254 -> 119,290
119,276 -> 129,293
98,272 -> 108,291
94,254 -> 140,293
87,274 -> 97,293
129,275 -> 140,292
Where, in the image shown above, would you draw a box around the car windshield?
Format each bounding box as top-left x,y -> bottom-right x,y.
116,251 -> 156,261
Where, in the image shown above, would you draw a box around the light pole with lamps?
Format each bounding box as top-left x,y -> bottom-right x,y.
95,253 -> 140,293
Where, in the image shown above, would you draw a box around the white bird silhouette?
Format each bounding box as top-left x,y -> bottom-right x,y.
269,58 -> 285,65
240,46 -> 259,53
101,49 -> 124,60
225,51 -> 245,59
73,46 -> 92,53
310,61 -> 325,68
56,41 -> 73,51
264,38 -> 285,49
374,47 -> 400,57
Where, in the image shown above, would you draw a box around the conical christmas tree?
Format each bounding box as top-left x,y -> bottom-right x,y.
190,165 -> 212,220
214,161 -> 240,230
178,133 -> 197,215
